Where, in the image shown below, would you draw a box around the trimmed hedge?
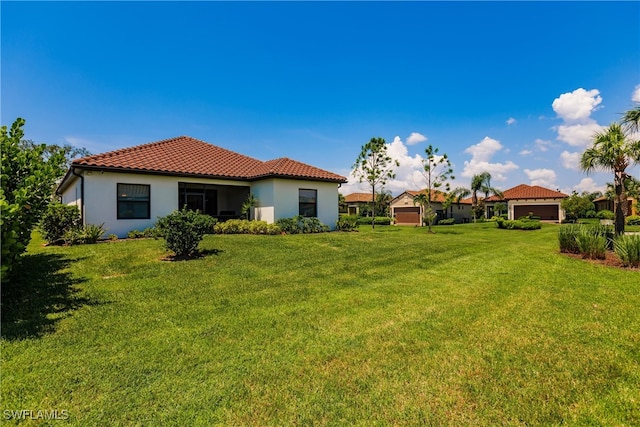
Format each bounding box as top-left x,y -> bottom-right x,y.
356,216 -> 392,226
336,215 -> 359,231
437,218 -> 456,225
626,215 -> 640,226
496,218 -> 541,230
275,216 -> 329,234
214,219 -> 281,235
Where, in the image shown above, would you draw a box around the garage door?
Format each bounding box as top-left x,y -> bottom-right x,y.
394,207 -> 420,224
514,205 -> 559,220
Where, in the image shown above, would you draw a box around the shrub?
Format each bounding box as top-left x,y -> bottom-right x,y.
127,229 -> 145,239
496,218 -> 541,230
558,224 -> 582,254
596,210 -> 615,220
356,216 -> 391,226
336,215 -> 359,231
575,227 -> 608,260
613,234 -> 640,268
214,219 -> 281,235
108,234 -> 118,241
40,203 -> 81,244
275,216 -> 329,234
585,210 -> 597,218
437,218 -> 456,225
62,228 -> 84,246
156,208 -> 216,257
82,223 -> 106,244
143,227 -> 164,239
626,215 -> 640,226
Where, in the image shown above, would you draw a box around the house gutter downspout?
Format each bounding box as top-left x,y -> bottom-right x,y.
71,168 -> 85,224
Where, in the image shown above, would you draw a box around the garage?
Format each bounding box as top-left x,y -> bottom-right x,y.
514,205 -> 559,220
394,207 -> 421,225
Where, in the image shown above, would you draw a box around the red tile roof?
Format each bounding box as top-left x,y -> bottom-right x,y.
485,184 -> 568,201
344,192 -> 374,203
71,136 -> 347,183
403,189 -> 472,204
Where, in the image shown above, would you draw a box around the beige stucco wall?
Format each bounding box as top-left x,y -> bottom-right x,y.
507,198 -> 566,221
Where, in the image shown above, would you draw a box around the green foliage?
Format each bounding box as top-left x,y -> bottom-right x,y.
585,210 -> 597,218
558,224 -> 582,254
496,218 -> 541,230
421,145 -> 454,232
336,215 -> 359,231
156,208 -> 216,257
240,194 -> 258,220
596,209 -> 615,220
356,216 -> 392,226
613,234 -> 640,268
214,219 -> 281,235
626,215 -> 640,226
127,229 -> 145,239
275,216 -> 329,234
61,224 -> 106,246
1,118 -> 67,280
352,137 -> 399,228
575,227 -> 608,260
561,193 -> 596,221
107,234 -> 118,241
437,218 -> 456,225
39,203 -> 81,244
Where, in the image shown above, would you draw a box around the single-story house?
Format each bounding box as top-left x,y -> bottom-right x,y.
593,195 -> 637,216
484,184 -> 568,221
390,189 -> 472,225
343,192 -> 374,216
57,136 -> 347,237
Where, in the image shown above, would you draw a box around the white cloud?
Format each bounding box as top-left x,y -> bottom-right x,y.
524,168 -> 557,188
340,136 -> 428,196
519,149 -> 533,156
506,117 -> 517,125
552,88 -> 602,122
633,85 -> 640,103
573,177 -> 605,194
461,136 -> 519,181
560,150 -> 581,170
556,121 -> 604,147
406,132 -> 427,145
534,139 -> 551,152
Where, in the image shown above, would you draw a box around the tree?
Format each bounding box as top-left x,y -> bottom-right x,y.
493,202 -> 507,217
561,192 -> 596,221
420,145 -> 454,232
441,186 -> 469,220
412,193 -> 435,228
19,140 -> 91,170
463,172 -> 504,222
352,137 -> 399,229
375,189 -> 392,217
1,118 -> 67,281
621,105 -> 640,134
581,122 -> 640,235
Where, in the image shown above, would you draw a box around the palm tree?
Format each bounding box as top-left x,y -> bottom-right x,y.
581,123 -> 640,235
622,105 -> 640,134
465,172 -> 503,222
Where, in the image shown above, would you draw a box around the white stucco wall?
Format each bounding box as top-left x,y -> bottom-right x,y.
253,178 -> 340,228
81,171 -> 248,237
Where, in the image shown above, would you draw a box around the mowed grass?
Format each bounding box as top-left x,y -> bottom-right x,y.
2,223 -> 639,426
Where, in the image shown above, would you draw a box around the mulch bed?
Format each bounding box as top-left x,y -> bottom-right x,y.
562,251 -> 637,270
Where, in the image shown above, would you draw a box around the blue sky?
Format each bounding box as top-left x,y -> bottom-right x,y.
2,1 -> 639,196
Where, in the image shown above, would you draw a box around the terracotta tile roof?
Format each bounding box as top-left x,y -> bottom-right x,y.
485,184 -> 568,201
344,192 -> 374,203
403,189 -> 472,204
72,136 -> 346,183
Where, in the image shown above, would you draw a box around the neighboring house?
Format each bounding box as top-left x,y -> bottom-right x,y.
593,195 -> 637,216
57,136 -> 347,237
343,192 -> 373,216
484,184 -> 568,221
390,189 -> 472,225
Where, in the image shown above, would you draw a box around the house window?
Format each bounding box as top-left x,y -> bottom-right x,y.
299,189 -> 317,217
178,182 -> 218,215
117,183 -> 150,219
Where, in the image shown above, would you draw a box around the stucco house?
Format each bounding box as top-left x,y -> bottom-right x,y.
390,189 -> 472,225
343,192 -> 373,216
593,195 -> 637,216
484,184 -> 568,221
57,136 -> 347,237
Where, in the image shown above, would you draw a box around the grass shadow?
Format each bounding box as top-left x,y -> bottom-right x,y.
161,248 -> 224,262
1,253 -> 98,341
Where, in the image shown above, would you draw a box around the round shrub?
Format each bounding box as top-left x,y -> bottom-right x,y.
596,210 -> 614,220
626,215 -> 640,226
156,208 -> 216,257
40,203 -> 81,244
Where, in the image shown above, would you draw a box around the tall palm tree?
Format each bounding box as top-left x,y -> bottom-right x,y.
581,123 -> 640,234
622,105 -> 640,134
466,172 -> 503,222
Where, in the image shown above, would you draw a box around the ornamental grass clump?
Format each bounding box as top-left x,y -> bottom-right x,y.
558,224 -> 582,254
575,227 -> 608,260
613,234 -> 640,268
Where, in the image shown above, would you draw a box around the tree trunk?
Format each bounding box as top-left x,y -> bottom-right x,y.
371,185 -> 375,230
614,171 -> 626,235
472,191 -> 478,223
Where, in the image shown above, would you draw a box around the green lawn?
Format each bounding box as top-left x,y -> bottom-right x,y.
2,223 -> 639,425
